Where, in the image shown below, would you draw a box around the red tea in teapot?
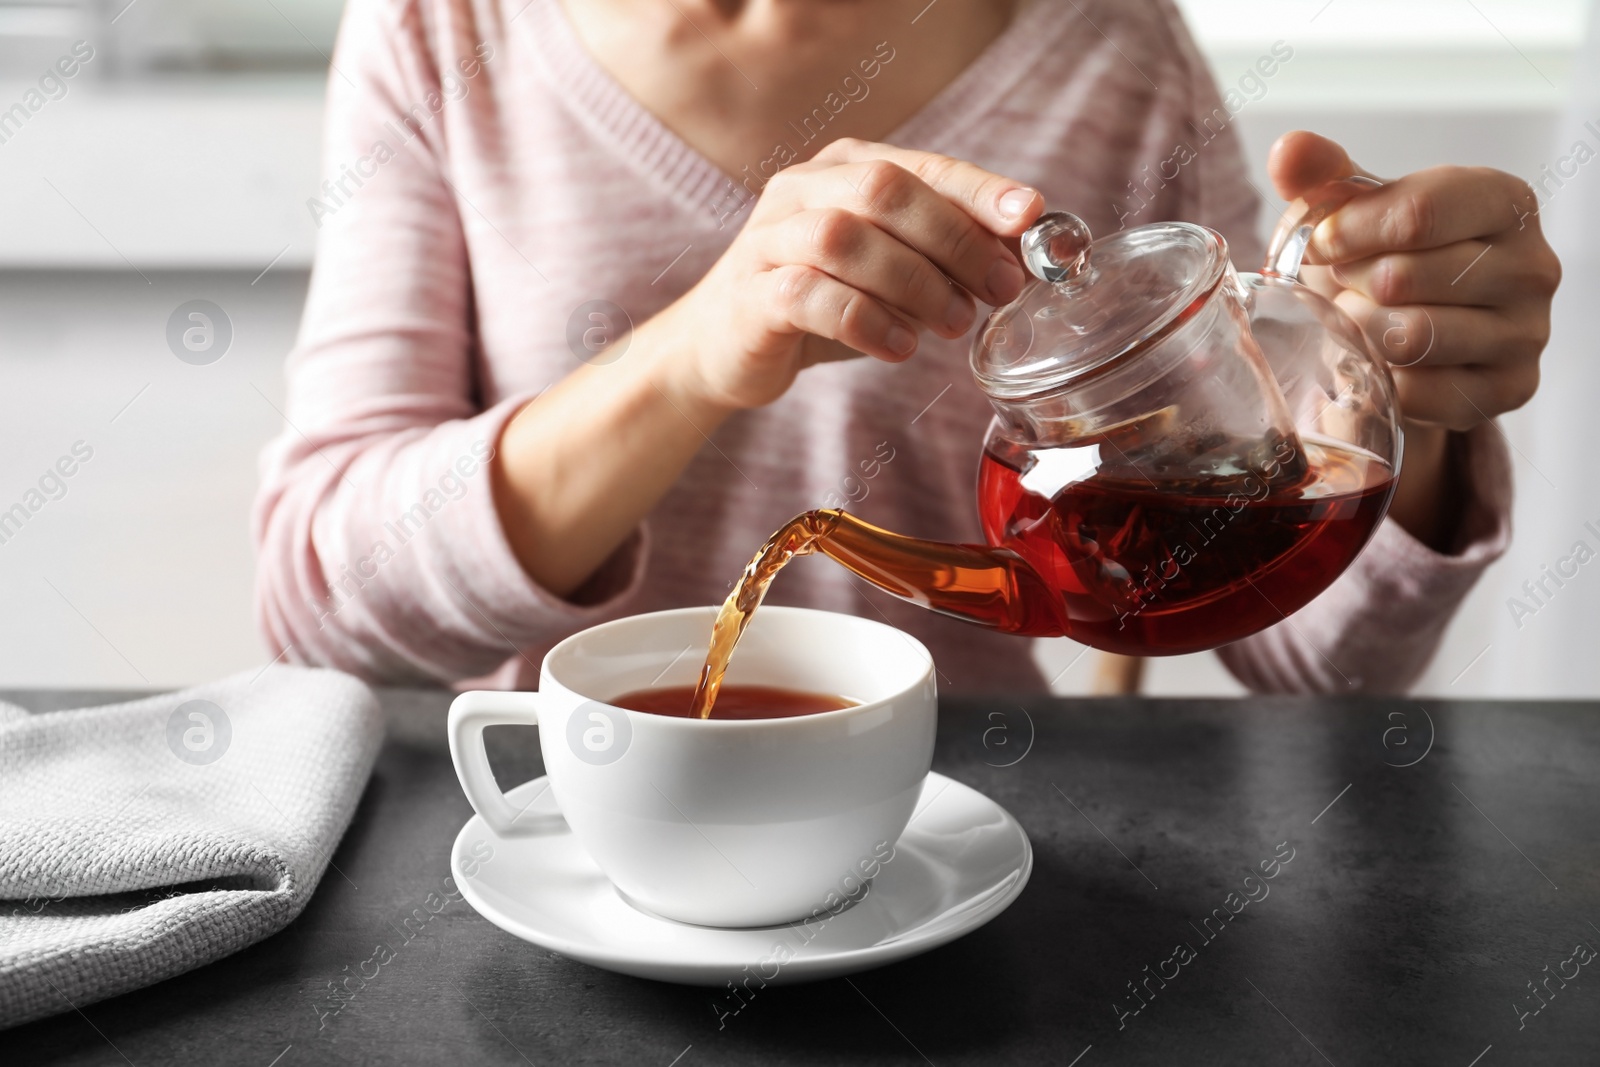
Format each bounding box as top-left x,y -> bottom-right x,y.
976,436 -> 1394,656
689,436 -> 1393,717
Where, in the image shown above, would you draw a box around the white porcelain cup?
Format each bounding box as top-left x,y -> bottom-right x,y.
447,605 -> 937,928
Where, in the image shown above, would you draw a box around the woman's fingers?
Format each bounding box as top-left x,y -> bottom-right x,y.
1313,240 -> 1499,308
766,209 -> 977,338
686,138 -> 1049,409
1333,289 -> 1541,369
1329,288 -> 1542,431
758,264 -> 922,362
810,138 -> 1044,236
1314,232 -> 1560,313
774,159 -> 1023,305
1388,363 -> 1542,433
1310,165 -> 1534,261
760,140 -> 1037,306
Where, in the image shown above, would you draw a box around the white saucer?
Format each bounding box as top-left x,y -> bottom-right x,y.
450,771 -> 1032,985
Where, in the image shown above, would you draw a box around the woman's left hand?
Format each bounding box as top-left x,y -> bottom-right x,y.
1267,130 -> 1562,546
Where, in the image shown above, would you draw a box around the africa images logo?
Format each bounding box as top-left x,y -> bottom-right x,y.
566,701 -> 632,766
166,300 -> 233,365
165,699 -> 231,765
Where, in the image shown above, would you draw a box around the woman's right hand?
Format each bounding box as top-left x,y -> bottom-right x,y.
656,138 -> 1045,413
492,141 -> 1042,596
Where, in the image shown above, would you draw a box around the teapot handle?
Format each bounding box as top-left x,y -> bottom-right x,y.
1262,174 -> 1384,282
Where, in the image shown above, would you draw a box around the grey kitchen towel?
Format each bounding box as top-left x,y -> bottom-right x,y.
0,665 -> 384,1028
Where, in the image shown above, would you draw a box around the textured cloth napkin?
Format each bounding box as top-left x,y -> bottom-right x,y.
0,666 -> 383,1029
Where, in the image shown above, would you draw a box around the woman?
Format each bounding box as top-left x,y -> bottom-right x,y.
254,0 -> 1557,692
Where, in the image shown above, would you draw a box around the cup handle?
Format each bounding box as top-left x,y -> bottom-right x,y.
448,690 -> 562,837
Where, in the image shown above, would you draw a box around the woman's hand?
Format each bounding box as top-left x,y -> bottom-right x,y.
654,138 -> 1044,414
494,139 -> 1041,596
1270,130 -> 1559,430
1268,131 -> 1561,547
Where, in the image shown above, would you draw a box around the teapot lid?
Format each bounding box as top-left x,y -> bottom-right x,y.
971,212 -> 1228,401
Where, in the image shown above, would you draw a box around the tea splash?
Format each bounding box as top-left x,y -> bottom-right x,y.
688,513 -> 832,719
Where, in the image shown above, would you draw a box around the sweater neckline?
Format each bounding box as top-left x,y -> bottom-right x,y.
523,0 -> 1069,226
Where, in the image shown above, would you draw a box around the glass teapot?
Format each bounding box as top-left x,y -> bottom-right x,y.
804,178 -> 1403,656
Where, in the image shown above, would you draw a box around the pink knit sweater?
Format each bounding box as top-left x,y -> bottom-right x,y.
253,0 -> 1511,692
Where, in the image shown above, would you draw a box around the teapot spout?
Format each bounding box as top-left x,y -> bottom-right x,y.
811,509 -> 1067,637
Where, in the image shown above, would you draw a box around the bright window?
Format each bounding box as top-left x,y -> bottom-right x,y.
1176,0 -> 1590,108
1176,0 -> 1587,48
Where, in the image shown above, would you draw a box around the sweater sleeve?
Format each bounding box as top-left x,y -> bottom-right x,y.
1157,6 -> 1514,693
251,0 -> 645,685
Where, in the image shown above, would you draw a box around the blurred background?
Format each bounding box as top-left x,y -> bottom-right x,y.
0,0 -> 1593,696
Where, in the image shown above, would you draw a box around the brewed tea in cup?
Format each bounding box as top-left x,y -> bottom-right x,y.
448,606 -> 936,928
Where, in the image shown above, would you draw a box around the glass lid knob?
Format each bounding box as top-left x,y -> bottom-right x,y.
1020,211 -> 1093,285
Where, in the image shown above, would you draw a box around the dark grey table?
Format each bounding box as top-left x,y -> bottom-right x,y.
5,689 -> 1598,1066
